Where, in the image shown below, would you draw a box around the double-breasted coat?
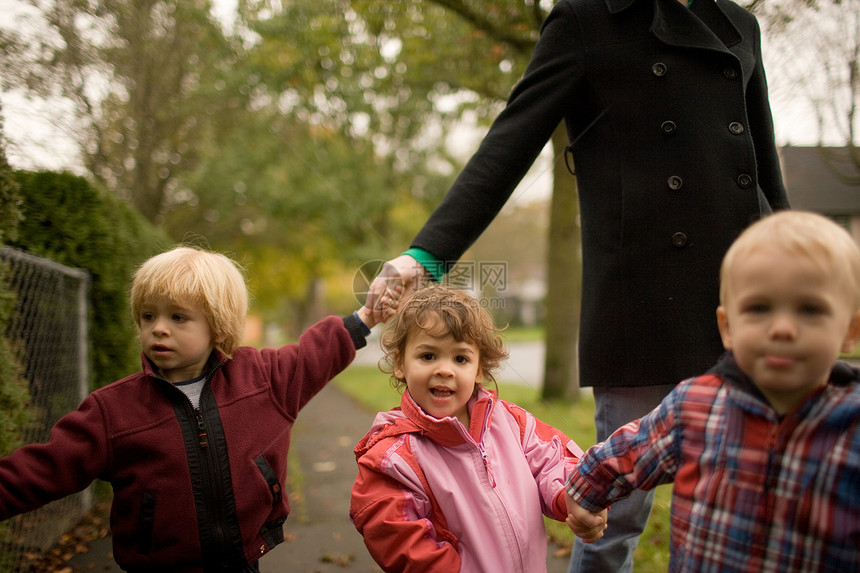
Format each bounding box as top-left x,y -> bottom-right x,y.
411,0 -> 790,389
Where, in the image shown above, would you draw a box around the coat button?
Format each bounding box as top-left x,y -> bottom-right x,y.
723,67 -> 738,79
728,122 -> 744,135
667,175 -> 683,190
672,232 -> 688,247
737,173 -> 753,188
652,62 -> 667,77
661,120 -> 677,135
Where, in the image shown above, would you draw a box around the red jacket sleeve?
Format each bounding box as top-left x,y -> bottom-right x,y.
350,437 -> 461,572
0,393 -> 108,519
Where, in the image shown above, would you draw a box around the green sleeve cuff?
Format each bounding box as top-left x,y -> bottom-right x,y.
402,247 -> 444,283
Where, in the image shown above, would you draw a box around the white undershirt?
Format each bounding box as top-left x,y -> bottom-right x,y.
174,376 -> 206,409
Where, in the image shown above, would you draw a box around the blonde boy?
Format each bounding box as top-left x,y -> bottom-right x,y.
565,211 -> 860,572
0,246 -> 379,572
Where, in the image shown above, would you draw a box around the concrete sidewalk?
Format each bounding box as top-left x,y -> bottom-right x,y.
69,375 -> 573,572
260,380 -> 382,572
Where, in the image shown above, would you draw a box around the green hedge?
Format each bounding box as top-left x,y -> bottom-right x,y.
7,171 -> 170,390
0,133 -> 30,455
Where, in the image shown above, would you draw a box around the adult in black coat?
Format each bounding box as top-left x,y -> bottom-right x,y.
366,0 -> 790,571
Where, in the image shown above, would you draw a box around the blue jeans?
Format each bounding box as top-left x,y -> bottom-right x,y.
568,384 -> 675,573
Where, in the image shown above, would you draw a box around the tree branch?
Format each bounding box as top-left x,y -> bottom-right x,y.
427,0 -> 538,54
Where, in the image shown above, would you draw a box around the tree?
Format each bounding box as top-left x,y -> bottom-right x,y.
238,0 -> 581,397
0,116 -> 32,457
347,0 -> 582,399
164,101 -> 444,333
3,0 -> 458,334
231,0 -> 502,330
1,0 -> 245,223
765,0 -> 860,179
0,115 -> 23,245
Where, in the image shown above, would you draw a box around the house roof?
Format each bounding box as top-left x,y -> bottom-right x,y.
779,146 -> 860,214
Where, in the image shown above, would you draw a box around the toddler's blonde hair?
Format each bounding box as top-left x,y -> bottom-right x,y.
720,211 -> 860,310
130,246 -> 248,357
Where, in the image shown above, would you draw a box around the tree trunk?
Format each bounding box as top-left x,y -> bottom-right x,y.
541,122 -> 582,401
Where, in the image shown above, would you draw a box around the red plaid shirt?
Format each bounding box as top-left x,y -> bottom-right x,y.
566,353 -> 860,573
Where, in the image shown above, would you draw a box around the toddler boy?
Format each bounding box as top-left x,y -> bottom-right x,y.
0,246 -> 380,572
566,211 -> 860,572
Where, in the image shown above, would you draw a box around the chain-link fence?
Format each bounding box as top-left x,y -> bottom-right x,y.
0,247 -> 91,572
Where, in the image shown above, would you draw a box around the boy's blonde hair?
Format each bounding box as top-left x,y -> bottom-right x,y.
381,284 -> 509,391
130,246 -> 248,357
720,211 -> 860,310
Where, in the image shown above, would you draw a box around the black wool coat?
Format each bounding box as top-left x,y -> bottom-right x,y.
411,0 -> 790,388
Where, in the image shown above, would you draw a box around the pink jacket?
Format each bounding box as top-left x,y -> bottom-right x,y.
350,387 -> 582,572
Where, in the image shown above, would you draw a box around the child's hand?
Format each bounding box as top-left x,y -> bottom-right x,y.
356,306 -> 377,329
356,281 -> 402,329
565,493 -> 607,543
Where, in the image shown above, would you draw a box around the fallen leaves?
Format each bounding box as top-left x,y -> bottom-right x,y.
16,501 -> 111,572
320,552 -> 355,567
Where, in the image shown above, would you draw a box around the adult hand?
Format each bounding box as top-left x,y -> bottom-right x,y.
364,255 -> 429,324
565,493 -> 608,543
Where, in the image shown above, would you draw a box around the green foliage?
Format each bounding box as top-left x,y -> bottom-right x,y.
0,131 -> 22,246
0,320 -> 31,456
3,0 -> 246,223
334,365 -> 402,413
353,0 -> 537,97
225,0 -> 530,327
8,171 -> 170,389
0,129 -> 31,456
5,0 -> 542,334
168,83 -> 443,329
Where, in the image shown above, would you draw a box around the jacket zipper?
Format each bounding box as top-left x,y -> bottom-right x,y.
466,406 -> 528,571
153,358 -> 242,570
477,442 -> 496,488
193,399 -> 230,565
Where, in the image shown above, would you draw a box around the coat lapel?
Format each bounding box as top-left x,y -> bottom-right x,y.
606,0 -> 743,52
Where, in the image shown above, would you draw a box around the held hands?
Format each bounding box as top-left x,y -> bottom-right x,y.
363,255 -> 428,325
565,493 -> 608,543
356,306 -> 381,330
